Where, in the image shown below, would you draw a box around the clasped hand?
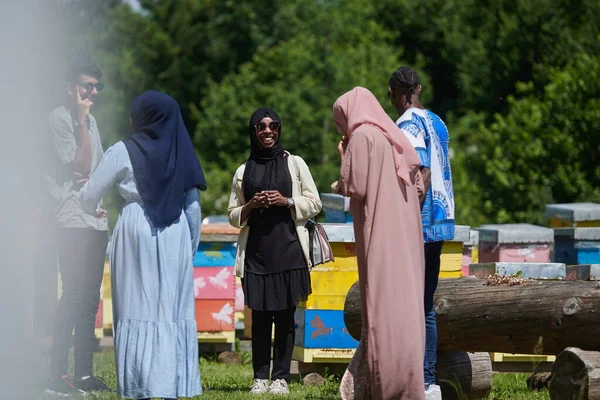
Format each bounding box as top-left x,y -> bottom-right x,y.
251,190 -> 287,208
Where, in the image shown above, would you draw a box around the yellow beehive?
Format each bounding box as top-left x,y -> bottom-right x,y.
546,203 -> 600,228
490,352 -> 555,363
440,241 -> 463,273
471,246 -> 479,264
312,242 -> 358,272
438,270 -> 462,279
549,218 -> 600,228
197,331 -> 235,343
439,225 -> 470,278
292,347 -> 355,363
300,270 -> 359,310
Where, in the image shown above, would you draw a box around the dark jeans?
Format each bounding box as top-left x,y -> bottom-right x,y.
251,307 -> 296,382
424,241 -> 444,385
50,228 -> 108,378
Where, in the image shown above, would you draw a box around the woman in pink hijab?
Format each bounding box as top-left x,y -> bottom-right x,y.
333,87 -> 426,400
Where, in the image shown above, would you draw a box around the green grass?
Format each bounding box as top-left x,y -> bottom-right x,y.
43,351 -> 549,399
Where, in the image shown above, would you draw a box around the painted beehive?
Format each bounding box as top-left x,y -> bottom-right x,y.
462,229 -> 479,276
439,225 -> 470,279
300,224 -> 357,310
194,299 -> 235,332
193,242 -> 236,267
294,308 -> 359,349
193,267 -> 235,299
545,202 -> 600,228
101,262 -> 112,334
195,223 -> 239,343
321,193 -> 352,224
554,228 -> 600,265
477,224 -> 554,263
294,223 -> 358,363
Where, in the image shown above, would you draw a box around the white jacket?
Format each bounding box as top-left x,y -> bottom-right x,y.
228,154 -> 322,278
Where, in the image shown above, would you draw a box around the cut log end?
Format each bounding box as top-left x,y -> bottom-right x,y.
527,372 -> 552,391
437,351 -> 492,400
562,297 -> 582,316
550,347 -> 600,400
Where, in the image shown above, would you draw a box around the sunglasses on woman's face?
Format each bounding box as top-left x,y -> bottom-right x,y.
255,121 -> 281,133
78,82 -> 104,92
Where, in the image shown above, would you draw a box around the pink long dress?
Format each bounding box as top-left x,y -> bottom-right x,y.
333,87 -> 425,400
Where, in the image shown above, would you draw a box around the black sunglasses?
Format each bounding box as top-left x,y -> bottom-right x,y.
78,82 -> 104,92
255,121 -> 281,133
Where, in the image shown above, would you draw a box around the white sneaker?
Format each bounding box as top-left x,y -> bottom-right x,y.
425,384 -> 442,400
269,379 -> 289,395
250,379 -> 270,394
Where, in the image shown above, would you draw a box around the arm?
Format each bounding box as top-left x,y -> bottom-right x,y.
290,156 -> 322,221
419,167 -> 431,202
49,112 -> 93,177
228,165 -> 268,228
184,188 -> 201,253
72,90 -> 95,175
228,168 -> 247,228
337,131 -> 370,201
79,144 -> 125,215
414,167 -> 426,204
72,120 -> 93,176
228,166 -> 250,228
399,121 -> 430,202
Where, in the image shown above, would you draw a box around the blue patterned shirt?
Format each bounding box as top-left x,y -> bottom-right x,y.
397,108 -> 454,243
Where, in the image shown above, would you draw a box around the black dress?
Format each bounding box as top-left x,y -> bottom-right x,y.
242,162 -> 311,311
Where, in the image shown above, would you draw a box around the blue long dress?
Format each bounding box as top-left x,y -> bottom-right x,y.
80,141 -> 202,399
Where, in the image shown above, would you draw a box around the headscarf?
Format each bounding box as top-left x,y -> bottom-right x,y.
123,90 -> 207,229
332,86 -> 421,186
242,107 -> 291,204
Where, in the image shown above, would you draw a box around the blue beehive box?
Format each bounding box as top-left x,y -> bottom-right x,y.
321,193 -> 352,224
554,228 -> 600,265
294,308 -> 359,349
193,242 -> 237,267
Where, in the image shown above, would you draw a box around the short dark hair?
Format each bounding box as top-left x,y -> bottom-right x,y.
389,67 -> 420,105
66,56 -> 102,83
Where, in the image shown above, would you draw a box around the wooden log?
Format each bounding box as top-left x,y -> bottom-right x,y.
527,372 -> 552,391
437,351 -> 492,400
550,347 -> 600,400
344,278 -> 600,354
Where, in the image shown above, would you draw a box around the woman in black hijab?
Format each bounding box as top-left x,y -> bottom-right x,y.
229,108 -> 322,395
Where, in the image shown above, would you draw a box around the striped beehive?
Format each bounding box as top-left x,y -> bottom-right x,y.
294,223 -> 358,364
545,202 -> 600,228
476,224 -> 554,263
554,228 -> 600,265
439,225 -> 470,279
194,223 -> 239,344
321,193 -> 352,224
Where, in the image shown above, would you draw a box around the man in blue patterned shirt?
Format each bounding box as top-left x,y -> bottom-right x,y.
389,66 -> 455,400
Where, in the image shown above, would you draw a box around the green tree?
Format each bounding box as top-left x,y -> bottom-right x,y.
193,0 -> 422,216
471,52 -> 600,224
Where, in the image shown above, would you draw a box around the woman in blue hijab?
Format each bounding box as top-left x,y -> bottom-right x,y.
80,91 -> 206,399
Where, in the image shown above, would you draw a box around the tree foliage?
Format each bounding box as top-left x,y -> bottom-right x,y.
56,0 -> 600,227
